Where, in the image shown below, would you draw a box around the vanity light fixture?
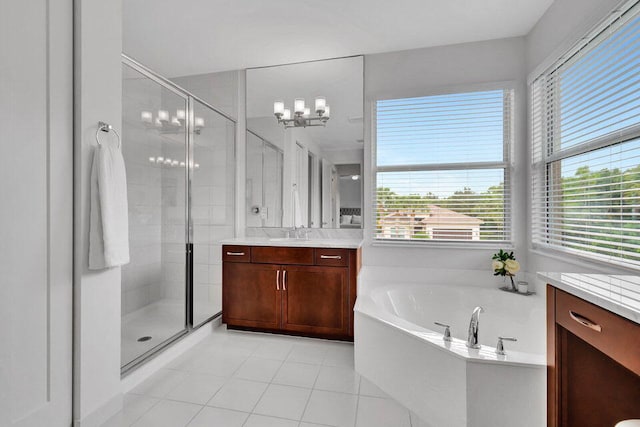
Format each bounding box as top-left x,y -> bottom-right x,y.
274,97 -> 330,128
141,109 -> 205,134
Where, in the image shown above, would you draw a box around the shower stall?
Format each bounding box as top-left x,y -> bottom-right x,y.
120,55 -> 235,372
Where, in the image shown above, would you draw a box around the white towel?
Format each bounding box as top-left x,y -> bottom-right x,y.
292,186 -> 304,228
89,143 -> 130,269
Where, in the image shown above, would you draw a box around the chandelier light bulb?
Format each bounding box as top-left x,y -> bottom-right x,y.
176,109 -> 186,121
283,109 -> 291,120
315,97 -> 326,114
194,117 -> 205,128
141,111 -> 153,123
294,98 -> 305,115
274,101 -> 285,116
303,108 -> 310,118
157,110 -> 169,122
323,105 -> 331,118
171,116 -> 180,126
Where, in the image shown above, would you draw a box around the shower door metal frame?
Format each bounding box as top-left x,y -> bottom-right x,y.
121,54 -> 235,375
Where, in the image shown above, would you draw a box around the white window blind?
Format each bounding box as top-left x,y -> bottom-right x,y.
531,0 -> 640,268
375,89 -> 513,242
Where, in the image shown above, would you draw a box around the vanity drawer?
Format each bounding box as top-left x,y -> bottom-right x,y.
555,289 -> 640,376
222,245 -> 251,263
251,246 -> 314,265
315,248 -> 348,267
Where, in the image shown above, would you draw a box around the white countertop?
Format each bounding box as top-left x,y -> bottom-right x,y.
220,237 -> 363,249
538,272 -> 640,325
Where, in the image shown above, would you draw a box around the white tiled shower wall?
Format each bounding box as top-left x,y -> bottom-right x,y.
159,121 -> 236,318
122,125 -> 164,314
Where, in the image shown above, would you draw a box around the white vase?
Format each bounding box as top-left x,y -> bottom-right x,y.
517,281 -> 529,294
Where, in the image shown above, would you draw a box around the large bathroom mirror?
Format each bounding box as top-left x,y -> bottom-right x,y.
246,56 -> 364,229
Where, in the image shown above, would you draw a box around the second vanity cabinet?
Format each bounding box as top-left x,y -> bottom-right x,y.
222,244 -> 360,340
546,284 -> 640,427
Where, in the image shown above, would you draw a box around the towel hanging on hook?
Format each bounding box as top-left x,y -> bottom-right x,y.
95,121 -> 121,149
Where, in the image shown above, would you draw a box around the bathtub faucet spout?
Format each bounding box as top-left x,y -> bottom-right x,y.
466,306 -> 485,349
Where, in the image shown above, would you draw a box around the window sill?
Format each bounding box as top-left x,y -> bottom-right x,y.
530,244 -> 640,274
370,239 -> 514,250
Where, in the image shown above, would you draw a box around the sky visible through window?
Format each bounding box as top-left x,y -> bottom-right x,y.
558,14 -> 640,151
555,13 -> 640,179
376,90 -> 505,197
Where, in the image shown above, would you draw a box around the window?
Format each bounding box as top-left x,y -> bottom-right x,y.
531,1 -> 640,268
374,89 -> 513,242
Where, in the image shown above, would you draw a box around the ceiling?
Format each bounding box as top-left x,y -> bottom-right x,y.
123,0 -> 554,77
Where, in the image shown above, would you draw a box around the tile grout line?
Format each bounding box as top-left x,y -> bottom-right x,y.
296,357 -> 321,426
240,342 -> 292,427
352,374 -> 362,427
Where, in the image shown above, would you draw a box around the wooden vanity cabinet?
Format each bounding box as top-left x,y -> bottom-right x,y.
547,285 -> 640,427
222,262 -> 281,330
222,245 -> 360,340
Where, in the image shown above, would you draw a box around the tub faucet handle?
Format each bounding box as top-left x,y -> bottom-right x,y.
434,322 -> 452,342
496,336 -> 517,355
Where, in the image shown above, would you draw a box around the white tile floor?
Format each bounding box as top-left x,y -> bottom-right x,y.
105,326 -> 427,427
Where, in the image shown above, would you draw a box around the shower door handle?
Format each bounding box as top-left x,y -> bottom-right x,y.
276,270 -> 280,291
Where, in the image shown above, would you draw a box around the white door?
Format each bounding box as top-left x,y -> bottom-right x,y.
0,0 -> 73,426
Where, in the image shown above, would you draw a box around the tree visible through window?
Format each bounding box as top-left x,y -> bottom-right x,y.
375,89 -> 513,242
531,2 -> 640,268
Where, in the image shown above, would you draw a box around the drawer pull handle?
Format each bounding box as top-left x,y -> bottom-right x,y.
226,252 -> 245,256
320,255 -> 342,260
283,270 -> 287,291
569,310 -> 602,332
276,270 -> 280,291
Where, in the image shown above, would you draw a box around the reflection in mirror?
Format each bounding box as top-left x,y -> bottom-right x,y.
246,131 -> 283,227
246,56 -> 364,229
336,164 -> 362,228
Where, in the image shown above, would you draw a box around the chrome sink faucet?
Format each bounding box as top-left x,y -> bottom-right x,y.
466,306 -> 485,349
286,226 -> 310,240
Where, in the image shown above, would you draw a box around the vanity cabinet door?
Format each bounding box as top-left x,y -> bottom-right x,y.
223,262 -> 281,330
280,265 -> 349,337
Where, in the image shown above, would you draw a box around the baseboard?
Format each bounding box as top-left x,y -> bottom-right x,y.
73,392 -> 123,427
120,317 -> 220,393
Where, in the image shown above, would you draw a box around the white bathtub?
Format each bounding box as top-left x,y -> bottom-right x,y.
354,283 -> 546,427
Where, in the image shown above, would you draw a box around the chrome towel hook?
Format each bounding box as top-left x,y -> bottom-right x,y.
95,121 -> 121,149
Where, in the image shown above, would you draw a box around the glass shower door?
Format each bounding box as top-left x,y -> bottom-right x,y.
191,99 -> 236,326
121,63 -> 188,368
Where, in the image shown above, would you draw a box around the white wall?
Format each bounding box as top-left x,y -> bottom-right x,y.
0,0 -> 73,425
362,38 -> 528,282
74,0 -> 124,425
339,177 -> 361,209
525,0 -> 632,276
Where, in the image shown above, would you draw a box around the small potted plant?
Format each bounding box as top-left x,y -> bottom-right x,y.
492,249 -> 520,291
